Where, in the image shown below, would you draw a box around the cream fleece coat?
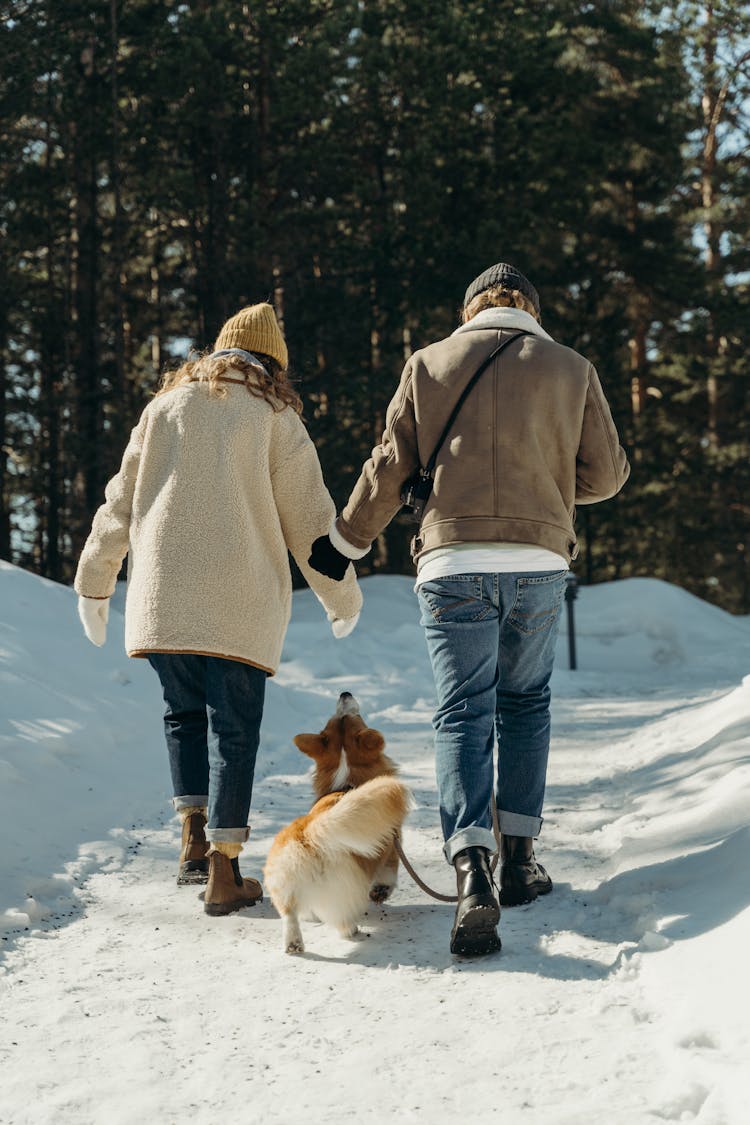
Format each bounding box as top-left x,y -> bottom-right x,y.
74,377 -> 362,674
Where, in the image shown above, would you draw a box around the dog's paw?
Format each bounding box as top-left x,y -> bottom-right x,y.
285,939 -> 305,955
369,884 -> 393,904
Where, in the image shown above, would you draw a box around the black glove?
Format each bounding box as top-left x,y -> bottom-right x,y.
308,535 -> 350,581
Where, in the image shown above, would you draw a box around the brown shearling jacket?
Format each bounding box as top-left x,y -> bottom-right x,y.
336,313 -> 630,564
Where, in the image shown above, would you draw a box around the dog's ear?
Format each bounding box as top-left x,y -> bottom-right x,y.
293,733 -> 328,759
356,728 -> 385,756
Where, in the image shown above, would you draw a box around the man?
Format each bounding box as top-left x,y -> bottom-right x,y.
309,263 -> 629,955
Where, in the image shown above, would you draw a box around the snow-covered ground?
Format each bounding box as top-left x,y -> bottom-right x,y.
1,559 -> 749,1124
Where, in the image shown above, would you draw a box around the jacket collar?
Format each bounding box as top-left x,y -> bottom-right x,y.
210,347 -> 269,375
452,307 -> 553,341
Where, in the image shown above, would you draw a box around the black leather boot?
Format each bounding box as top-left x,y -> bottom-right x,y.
450,846 -> 501,956
499,835 -> 553,906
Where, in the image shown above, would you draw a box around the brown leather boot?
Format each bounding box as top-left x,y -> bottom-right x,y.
499,835 -> 553,906
177,808 -> 209,886
203,847 -> 263,916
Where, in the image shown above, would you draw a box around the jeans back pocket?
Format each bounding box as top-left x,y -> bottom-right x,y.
418,575 -> 490,625
508,571 -> 567,635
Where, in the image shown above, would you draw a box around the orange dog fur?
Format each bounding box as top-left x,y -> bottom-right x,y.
264,692 -> 412,954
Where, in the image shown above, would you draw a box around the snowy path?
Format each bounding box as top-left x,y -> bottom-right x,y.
1,567 -> 749,1124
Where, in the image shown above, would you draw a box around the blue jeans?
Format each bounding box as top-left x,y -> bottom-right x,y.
148,653 -> 267,843
417,571 -> 567,863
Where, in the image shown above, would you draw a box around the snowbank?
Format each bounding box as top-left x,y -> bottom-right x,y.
0,561 -> 165,931
1,563 -> 749,1123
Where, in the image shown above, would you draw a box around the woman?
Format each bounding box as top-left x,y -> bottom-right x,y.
75,303 -> 361,915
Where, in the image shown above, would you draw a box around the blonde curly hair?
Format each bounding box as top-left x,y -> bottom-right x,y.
155,350 -> 302,414
461,285 -> 540,324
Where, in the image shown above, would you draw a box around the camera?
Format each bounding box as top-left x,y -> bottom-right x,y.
400,469 -> 434,524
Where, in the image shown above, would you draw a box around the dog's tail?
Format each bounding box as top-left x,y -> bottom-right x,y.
307,777 -> 412,859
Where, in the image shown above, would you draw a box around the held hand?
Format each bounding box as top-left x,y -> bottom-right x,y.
308,535 -> 350,581
78,595 -> 110,646
328,612 -> 360,639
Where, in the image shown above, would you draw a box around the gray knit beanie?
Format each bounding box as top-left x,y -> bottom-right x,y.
463,263 -> 540,317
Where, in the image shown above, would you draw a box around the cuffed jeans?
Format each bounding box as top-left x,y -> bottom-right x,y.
417,571 -> 567,863
148,653 -> 267,843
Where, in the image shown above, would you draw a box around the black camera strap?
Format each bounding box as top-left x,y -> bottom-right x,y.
400,328 -> 532,530
423,329 -> 530,476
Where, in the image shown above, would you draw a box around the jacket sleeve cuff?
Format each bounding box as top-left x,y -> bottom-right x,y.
329,520 -> 370,560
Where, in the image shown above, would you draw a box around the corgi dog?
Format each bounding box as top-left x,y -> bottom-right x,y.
264,692 -> 412,954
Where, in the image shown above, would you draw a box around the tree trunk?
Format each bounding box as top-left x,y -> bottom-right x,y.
628,321 -> 648,463
109,0 -> 128,454
40,99 -> 63,579
150,251 -> 163,380
701,5 -> 721,449
697,4 -> 746,451
70,40 -> 102,555
625,180 -> 650,462
0,294 -> 10,561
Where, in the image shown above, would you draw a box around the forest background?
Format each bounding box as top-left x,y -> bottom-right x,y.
1,0 -> 748,611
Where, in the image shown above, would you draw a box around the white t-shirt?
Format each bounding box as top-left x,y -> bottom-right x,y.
415,542 -> 568,589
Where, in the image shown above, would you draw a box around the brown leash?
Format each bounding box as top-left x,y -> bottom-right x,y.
394,801 -> 502,904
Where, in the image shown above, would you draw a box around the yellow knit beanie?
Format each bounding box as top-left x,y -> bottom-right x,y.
214,303 -> 288,369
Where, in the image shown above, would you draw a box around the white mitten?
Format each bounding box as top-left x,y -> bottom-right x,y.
329,612 -> 360,639
78,596 -> 110,646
